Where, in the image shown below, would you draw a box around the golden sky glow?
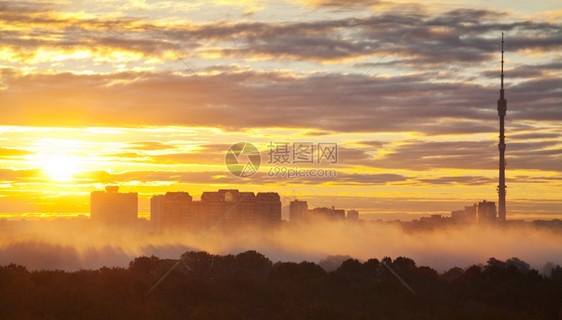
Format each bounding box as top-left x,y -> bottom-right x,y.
0,0 -> 561,220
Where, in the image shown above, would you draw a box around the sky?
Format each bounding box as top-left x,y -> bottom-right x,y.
0,0 -> 561,221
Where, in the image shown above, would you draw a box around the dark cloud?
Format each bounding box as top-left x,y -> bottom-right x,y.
1,67 -> 560,138
510,132 -> 560,140
65,168 -> 409,187
356,141 -> 385,148
296,0 -> 383,8
481,62 -> 562,79
204,10 -> 561,64
1,2 -> 560,66
509,154 -> 562,172
511,175 -> 562,184
332,172 -> 406,184
361,139 -> 562,172
417,176 -> 496,185
372,140 -> 496,170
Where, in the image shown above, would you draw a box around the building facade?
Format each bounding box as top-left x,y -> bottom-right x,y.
151,192 -> 194,232
477,200 -> 497,223
451,204 -> 477,224
151,189 -> 282,232
289,200 -> 309,222
90,186 -> 138,226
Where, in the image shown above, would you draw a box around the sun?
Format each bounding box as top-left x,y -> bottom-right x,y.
41,154 -> 80,181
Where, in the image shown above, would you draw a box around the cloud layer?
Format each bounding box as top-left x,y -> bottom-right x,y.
0,1 -> 560,219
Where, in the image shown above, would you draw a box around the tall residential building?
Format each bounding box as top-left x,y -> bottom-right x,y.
451,204 -> 477,224
201,189 -> 246,229
90,186 -> 137,226
256,193 -> 282,230
151,192 -> 194,232
451,210 -> 466,223
200,189 -> 281,231
477,200 -> 497,224
464,204 -> 477,222
200,189 -> 232,228
289,199 -> 308,222
151,194 -> 164,232
150,189 -> 282,232
225,191 -> 256,229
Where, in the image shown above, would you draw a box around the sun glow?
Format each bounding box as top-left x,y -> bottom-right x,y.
40,154 -> 81,181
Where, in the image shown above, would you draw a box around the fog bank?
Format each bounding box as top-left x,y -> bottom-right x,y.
1,221 -> 561,272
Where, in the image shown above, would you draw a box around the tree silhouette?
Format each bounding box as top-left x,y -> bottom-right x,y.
1,253 -> 561,319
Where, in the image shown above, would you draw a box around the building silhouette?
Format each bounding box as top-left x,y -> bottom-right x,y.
288,199 -> 345,222
256,192 -> 282,230
451,204 -> 477,224
419,214 -> 448,227
151,192 -> 194,232
477,200 -> 497,224
347,210 -> 359,220
289,199 -> 308,222
150,189 -> 281,232
408,201 -> 496,229
90,186 -> 137,226
201,189 -> 255,230
451,210 -> 465,222
330,206 -> 346,220
465,204 -> 477,222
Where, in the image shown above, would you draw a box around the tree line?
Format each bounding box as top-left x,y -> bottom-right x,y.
1,251 -> 561,319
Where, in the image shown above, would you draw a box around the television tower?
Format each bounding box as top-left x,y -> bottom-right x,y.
497,33 -> 507,221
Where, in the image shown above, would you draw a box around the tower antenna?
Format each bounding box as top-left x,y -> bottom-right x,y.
497,32 -> 507,222
500,32 -> 504,98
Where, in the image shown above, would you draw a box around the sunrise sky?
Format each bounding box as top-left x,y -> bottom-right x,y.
0,0 -> 561,220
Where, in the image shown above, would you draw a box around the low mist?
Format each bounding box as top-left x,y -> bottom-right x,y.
1,220 -> 561,273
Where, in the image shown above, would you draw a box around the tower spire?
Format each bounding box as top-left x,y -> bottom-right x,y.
497,32 -> 507,222
500,32 -> 504,98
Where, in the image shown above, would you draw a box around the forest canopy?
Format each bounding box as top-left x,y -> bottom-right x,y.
1,251 -> 561,320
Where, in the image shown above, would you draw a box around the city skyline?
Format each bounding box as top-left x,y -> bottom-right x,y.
2,183 -> 560,275
87,184 -> 527,227
1,1 -> 561,222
